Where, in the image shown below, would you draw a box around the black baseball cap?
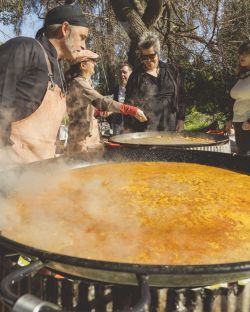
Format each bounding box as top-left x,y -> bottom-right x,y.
35,5 -> 88,39
45,4 -> 88,27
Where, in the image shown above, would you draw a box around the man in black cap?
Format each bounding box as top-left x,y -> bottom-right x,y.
0,5 -> 90,166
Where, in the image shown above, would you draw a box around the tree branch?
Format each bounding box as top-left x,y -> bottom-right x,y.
169,0 -> 187,26
131,0 -> 146,17
142,0 -> 163,29
110,0 -> 147,41
208,0 -> 219,44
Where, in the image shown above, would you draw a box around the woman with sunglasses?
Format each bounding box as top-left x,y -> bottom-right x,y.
124,32 -> 186,132
65,50 -> 147,155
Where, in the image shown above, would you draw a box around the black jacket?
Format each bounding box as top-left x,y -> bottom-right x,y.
124,61 -> 186,131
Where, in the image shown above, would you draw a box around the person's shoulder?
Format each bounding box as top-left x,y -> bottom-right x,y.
14,36 -> 36,43
160,61 -> 181,80
0,37 -> 41,54
68,78 -> 82,90
160,60 -> 178,71
128,65 -> 143,80
3,36 -> 37,46
66,79 -> 83,100
126,71 -> 140,89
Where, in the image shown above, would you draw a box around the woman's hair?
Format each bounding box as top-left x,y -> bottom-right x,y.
238,40 -> 250,75
138,32 -> 161,54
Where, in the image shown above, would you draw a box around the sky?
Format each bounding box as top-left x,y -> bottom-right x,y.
0,13 -> 42,43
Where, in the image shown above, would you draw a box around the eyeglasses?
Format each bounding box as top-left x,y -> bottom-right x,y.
141,52 -> 158,61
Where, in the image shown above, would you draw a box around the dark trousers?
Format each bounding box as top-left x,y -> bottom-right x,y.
233,122 -> 250,155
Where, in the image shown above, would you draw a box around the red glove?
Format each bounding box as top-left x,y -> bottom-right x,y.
119,103 -> 138,116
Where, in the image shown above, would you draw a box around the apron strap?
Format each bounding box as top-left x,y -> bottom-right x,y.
35,39 -> 56,90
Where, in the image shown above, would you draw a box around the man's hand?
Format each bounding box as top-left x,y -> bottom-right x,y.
176,120 -> 184,132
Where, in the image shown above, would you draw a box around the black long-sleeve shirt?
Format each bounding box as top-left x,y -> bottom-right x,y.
124,61 -> 186,131
0,35 -> 63,143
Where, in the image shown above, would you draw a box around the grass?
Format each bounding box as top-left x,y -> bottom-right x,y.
184,110 -> 226,131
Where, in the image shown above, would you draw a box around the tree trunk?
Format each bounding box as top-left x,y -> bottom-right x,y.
110,0 -> 163,67
110,0 -> 147,41
142,0 -> 164,29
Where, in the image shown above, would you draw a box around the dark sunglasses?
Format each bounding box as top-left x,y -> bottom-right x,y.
141,52 -> 157,61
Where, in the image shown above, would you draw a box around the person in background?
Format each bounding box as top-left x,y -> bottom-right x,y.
0,4 -> 90,166
105,62 -> 132,135
225,40 -> 250,155
65,52 -> 146,155
124,32 -> 186,133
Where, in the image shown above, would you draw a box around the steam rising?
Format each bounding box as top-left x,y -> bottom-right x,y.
0,161 -> 250,266
0,160 -> 142,262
